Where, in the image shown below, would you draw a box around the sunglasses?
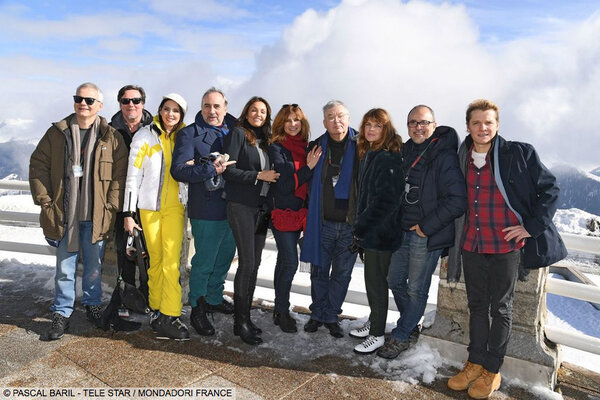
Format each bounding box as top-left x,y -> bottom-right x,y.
73,95 -> 98,106
281,103 -> 298,109
120,97 -> 143,105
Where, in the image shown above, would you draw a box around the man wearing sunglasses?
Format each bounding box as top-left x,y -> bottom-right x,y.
29,82 -> 128,341
110,85 -> 153,295
377,105 -> 467,359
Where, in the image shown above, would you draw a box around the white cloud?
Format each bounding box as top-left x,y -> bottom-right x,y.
0,0 -> 599,171
230,0 -> 600,169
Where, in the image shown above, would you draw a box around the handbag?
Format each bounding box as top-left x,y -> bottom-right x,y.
271,208 -> 307,232
118,277 -> 150,315
255,208 -> 271,235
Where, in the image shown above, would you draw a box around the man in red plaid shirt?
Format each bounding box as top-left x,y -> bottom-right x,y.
447,99 -> 565,399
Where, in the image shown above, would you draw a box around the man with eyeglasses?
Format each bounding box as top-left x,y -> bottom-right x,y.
301,100 -> 359,338
110,85 -> 153,296
29,82 -> 128,340
376,104 -> 467,359
446,99 -> 565,398
171,87 -> 238,337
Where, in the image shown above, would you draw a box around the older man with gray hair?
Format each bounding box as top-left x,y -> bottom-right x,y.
301,100 -> 359,338
29,82 -> 128,340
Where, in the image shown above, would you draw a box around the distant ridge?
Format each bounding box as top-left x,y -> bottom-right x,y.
552,164 -> 600,215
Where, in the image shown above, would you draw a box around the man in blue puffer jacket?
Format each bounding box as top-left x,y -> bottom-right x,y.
171,87 -> 237,337
376,105 -> 467,359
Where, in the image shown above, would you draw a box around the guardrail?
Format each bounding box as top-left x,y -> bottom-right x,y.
1,180 -> 599,355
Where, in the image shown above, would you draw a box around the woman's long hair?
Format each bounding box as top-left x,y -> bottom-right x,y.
157,97 -> 185,136
357,108 -> 402,159
238,96 -> 272,151
270,104 -> 310,144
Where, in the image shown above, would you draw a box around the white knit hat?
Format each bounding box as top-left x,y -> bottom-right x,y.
162,93 -> 188,114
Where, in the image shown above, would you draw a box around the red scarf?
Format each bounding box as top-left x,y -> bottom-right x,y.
280,134 -> 308,201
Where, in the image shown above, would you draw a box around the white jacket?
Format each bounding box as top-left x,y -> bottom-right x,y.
123,122 -> 187,212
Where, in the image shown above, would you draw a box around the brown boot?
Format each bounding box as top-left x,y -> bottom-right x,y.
447,361 -> 483,391
467,369 -> 501,399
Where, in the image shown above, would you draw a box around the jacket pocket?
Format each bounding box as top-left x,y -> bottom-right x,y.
99,161 -> 113,181
40,202 -> 60,239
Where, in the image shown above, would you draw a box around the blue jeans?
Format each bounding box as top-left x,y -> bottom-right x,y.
272,228 -> 301,314
189,218 -> 236,307
388,230 -> 442,342
309,220 -> 357,323
51,221 -> 105,317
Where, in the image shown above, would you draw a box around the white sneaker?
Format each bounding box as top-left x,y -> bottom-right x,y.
349,321 -> 370,338
354,335 -> 385,354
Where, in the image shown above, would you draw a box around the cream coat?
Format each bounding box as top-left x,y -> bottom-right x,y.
123,122 -> 187,213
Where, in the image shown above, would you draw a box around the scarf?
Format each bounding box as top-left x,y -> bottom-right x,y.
300,128 -> 356,266
280,134 -> 308,201
66,115 -> 100,252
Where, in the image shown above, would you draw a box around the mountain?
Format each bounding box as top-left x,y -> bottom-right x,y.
0,140 -> 35,179
591,167 -> 600,178
552,164 -> 600,215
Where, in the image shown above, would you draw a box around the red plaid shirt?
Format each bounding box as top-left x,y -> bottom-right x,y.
461,150 -> 525,254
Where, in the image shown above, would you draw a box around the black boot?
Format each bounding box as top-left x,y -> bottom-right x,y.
155,313 -> 190,341
274,311 -> 297,333
233,296 -> 262,345
191,297 -> 215,336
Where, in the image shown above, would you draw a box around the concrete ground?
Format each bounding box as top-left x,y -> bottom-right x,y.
1,271 -> 599,400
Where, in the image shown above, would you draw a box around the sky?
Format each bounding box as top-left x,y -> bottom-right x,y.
1,0 -> 599,170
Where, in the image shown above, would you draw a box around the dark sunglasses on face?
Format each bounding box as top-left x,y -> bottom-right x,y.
281,103 -> 298,109
73,95 -> 98,106
120,97 -> 143,105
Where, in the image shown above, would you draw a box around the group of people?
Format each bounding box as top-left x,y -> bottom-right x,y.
29,82 -> 565,399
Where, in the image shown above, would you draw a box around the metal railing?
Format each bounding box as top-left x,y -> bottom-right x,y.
1,180 -> 599,355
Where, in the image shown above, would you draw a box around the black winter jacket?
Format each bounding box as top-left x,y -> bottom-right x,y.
267,142 -> 313,211
110,109 -> 153,151
400,126 -> 467,251
447,134 -> 567,280
354,149 -> 404,251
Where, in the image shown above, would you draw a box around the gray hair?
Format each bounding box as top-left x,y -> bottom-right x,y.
322,100 -> 348,117
76,82 -> 103,103
407,104 -> 435,122
202,87 -> 228,106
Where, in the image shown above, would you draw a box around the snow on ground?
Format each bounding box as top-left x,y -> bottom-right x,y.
554,208 -> 600,237
1,193 -> 599,395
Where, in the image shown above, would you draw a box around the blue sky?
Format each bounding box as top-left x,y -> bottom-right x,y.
1,0 -> 599,169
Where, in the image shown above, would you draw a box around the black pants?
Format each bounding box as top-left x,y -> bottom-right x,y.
462,249 -> 520,373
363,249 -> 391,337
114,212 -> 137,285
226,202 -> 267,313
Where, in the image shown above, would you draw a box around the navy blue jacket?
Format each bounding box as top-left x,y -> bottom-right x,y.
354,149 -> 404,251
267,142 -> 313,211
400,126 -> 467,251
170,111 -> 237,220
447,134 -> 567,280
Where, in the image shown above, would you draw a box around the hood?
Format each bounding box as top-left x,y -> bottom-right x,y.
404,125 -> 459,162
194,110 -> 238,130
110,109 -> 153,132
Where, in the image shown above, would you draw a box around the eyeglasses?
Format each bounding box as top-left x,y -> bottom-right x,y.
120,97 -> 143,105
281,103 -> 298,109
408,120 -> 433,128
73,95 -> 99,106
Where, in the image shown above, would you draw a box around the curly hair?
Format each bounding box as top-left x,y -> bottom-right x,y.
357,108 -> 402,159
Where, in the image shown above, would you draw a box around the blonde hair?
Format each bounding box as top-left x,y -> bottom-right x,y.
466,99 -> 499,124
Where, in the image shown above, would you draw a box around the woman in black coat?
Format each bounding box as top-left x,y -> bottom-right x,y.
267,104 -> 321,333
222,96 -> 279,345
350,108 -> 404,354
